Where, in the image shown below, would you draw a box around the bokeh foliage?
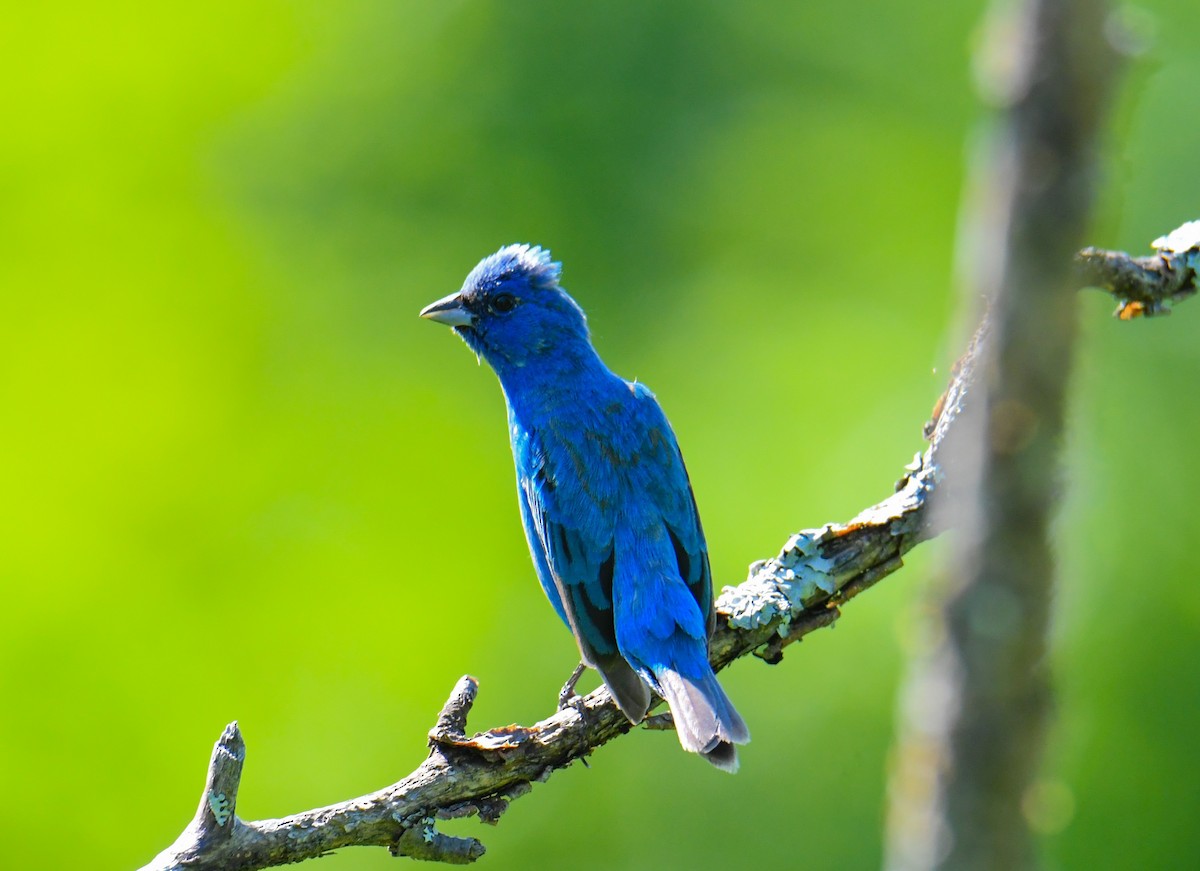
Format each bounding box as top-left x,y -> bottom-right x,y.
1,2 -> 1197,868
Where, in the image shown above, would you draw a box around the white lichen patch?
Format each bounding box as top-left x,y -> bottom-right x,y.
1152,220 -> 1200,255
208,791 -> 232,827
720,527 -> 842,633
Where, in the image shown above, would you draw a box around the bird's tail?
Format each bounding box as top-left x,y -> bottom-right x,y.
655,667 -> 750,773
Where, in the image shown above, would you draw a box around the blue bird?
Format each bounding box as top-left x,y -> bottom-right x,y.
420,244 -> 749,770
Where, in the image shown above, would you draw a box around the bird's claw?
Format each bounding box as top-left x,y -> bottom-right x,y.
642,712 -> 676,732
557,662 -> 587,712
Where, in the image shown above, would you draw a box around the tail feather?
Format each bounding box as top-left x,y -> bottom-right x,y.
593,653 -> 652,723
656,668 -> 749,773
702,740 -> 740,773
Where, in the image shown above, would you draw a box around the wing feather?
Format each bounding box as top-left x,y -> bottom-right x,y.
517,426 -> 650,720
628,383 -> 715,638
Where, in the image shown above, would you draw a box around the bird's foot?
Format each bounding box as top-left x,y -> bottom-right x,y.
557,662 -> 587,712
642,712 -> 675,732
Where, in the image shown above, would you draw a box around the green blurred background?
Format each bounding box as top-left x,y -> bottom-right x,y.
2,2 -> 1197,868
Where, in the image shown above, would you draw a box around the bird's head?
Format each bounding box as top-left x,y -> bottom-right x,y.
420,244 -> 589,369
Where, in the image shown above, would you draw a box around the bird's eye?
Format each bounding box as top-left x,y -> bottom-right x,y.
491,293 -> 517,314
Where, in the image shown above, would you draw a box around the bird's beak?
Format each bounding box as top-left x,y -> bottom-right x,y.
419,292 -> 474,327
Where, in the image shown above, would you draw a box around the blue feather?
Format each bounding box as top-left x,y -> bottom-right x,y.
422,244 -> 749,769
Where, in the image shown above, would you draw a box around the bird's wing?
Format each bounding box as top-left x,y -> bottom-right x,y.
517,425 -> 651,720
627,382 -> 715,635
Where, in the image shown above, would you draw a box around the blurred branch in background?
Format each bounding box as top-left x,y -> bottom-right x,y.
141,210 -> 1198,867
885,0 -> 1121,869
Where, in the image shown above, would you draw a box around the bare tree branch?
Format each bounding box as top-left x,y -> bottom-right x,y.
1078,220 -> 1200,318
141,221 -> 1199,870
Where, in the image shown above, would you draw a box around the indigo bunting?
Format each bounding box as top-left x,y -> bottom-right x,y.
421,245 -> 749,770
